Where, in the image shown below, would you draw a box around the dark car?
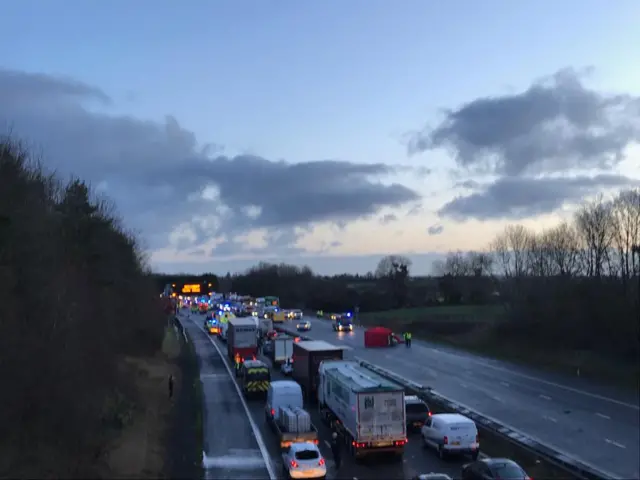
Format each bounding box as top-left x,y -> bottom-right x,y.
462,458 -> 530,480
405,395 -> 431,431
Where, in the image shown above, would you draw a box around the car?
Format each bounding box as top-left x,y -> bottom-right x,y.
405,395 -> 431,431
461,458 -> 531,480
421,413 -> 479,460
282,442 -> 326,479
297,320 -> 311,331
289,309 -> 303,320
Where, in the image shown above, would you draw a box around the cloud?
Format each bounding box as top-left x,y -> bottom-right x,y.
438,174 -> 639,220
427,224 -> 444,235
0,68 -> 420,253
379,213 -> 398,224
409,68 -> 640,177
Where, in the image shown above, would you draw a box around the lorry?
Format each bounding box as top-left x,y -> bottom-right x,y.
318,360 -> 407,459
292,340 -> 344,401
258,317 -> 273,337
227,317 -> 258,362
272,336 -> 295,365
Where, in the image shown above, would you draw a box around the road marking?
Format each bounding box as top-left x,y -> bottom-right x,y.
596,412 -> 611,420
500,381 -> 510,387
539,394 -> 552,401
542,415 -> 558,423
324,440 -> 331,449
189,319 -> 278,480
604,438 -> 626,449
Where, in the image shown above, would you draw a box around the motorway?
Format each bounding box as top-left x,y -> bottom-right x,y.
180,314 -> 272,480
281,316 -> 640,479
183,312 -> 471,480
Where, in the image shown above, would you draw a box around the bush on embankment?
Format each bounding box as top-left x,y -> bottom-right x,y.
0,139 -> 166,477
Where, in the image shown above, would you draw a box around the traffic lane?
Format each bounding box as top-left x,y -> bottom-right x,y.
298,319 -> 640,478
310,315 -> 640,409
242,344 -> 468,480
181,315 -> 272,480
304,317 -> 640,427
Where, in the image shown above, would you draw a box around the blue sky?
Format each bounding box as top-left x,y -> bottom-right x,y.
1,0 -> 639,274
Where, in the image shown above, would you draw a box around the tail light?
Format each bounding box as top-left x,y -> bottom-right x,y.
428,411 -> 432,416
443,436 -> 448,445
313,439 -> 319,444
290,460 -> 298,468
393,439 -> 407,446
318,458 -> 325,466
271,409 -> 275,416
252,355 -> 256,360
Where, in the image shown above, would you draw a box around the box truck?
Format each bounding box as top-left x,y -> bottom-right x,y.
227,317 -> 258,361
318,360 -> 406,459
292,340 -> 344,401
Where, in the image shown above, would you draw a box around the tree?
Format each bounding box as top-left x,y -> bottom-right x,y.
375,255 -> 411,308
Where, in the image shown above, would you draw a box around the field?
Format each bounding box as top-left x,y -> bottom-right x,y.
357,305 -> 639,389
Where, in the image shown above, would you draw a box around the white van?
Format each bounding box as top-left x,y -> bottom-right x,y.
265,380 -> 303,424
220,322 -> 229,342
420,413 -> 479,460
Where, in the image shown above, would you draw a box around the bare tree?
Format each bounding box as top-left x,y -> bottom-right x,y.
490,224 -> 531,277
542,221 -> 581,276
575,196 -> 615,278
611,188 -> 640,281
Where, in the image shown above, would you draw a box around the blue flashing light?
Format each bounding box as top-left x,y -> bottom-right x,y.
346,312 -> 352,317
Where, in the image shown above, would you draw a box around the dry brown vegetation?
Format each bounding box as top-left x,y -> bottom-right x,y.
0,139 -> 168,478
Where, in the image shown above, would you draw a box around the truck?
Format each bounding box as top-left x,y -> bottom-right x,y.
266,380 -> 319,449
292,340 -> 344,401
318,360 -> 407,459
258,317 -> 273,337
227,317 -> 258,362
272,336 -> 294,365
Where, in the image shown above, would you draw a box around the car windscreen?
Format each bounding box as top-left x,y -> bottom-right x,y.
406,403 -> 430,414
489,462 -> 526,478
295,449 -> 319,460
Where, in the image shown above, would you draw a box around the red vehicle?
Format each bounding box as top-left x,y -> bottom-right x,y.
292,340 -> 344,402
364,326 -> 403,347
227,318 -> 258,362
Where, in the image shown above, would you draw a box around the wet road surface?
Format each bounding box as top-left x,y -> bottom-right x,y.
278,316 -> 640,479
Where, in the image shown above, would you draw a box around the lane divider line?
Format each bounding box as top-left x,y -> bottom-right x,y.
183,315 -> 277,480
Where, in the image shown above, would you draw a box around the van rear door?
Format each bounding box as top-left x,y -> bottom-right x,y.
448,423 -> 476,447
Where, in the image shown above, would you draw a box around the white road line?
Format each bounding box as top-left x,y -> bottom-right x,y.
604,438 -> 626,449
324,440 -> 331,449
191,319 -> 277,480
596,412 -> 611,420
500,381 -> 510,387
542,415 -> 558,423
539,394 -> 552,401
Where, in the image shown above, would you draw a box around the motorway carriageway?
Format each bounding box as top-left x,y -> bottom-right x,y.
283,316 -> 640,480
180,314 -> 272,480
184,312 -> 466,480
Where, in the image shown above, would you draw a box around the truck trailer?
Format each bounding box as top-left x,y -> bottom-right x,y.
318,360 -> 407,460
292,340 -> 344,401
272,336 -> 295,365
227,317 -> 258,361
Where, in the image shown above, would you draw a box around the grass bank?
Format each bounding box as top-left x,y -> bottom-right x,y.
167,319 -> 204,480
102,324 -> 182,478
359,306 -> 639,391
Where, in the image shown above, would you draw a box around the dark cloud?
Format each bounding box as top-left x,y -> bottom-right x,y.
379,213 -> 398,224
409,68 -> 640,177
427,224 -> 444,235
0,68 -> 420,252
438,174 -> 639,221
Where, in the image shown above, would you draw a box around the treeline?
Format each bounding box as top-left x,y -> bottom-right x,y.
433,189 -> 640,363
0,140 -> 166,477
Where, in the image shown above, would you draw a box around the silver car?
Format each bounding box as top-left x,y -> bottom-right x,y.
282,442 -> 326,479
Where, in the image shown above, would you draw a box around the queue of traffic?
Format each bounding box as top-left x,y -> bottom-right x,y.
186,299 -> 533,480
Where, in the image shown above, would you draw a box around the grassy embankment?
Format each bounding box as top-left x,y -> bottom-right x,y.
358,305 -> 639,390
103,321 -> 203,479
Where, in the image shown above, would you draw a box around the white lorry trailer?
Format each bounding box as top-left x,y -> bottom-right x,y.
318,360 -> 406,460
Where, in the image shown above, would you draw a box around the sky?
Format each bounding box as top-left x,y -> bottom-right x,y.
1,0 -> 639,275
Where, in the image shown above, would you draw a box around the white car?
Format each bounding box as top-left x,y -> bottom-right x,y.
282,442 -> 326,479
